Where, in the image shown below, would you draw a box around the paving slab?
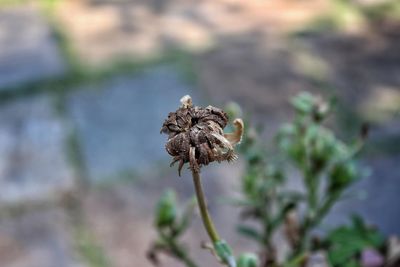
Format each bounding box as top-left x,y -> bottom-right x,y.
325,155 -> 400,236
67,66 -> 201,182
0,208 -> 86,267
0,96 -> 75,205
0,5 -> 65,89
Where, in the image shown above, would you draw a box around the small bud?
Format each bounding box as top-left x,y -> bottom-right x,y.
155,189 -> 177,228
328,162 -> 357,193
214,240 -> 236,267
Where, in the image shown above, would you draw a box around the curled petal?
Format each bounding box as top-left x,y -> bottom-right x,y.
224,118 -> 244,146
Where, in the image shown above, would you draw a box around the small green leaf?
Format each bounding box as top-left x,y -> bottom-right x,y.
291,92 -> 316,114
237,225 -> 263,243
214,240 -> 236,267
237,253 -> 259,267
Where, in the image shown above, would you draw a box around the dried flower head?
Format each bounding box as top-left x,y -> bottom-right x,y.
161,95 -> 244,176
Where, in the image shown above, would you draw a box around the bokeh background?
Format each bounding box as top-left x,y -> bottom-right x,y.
0,0 -> 399,266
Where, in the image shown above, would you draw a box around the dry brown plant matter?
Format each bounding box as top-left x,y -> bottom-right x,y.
161,95 -> 243,175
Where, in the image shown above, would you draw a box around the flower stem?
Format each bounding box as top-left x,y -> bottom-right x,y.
191,170 -> 237,267
191,170 -> 220,243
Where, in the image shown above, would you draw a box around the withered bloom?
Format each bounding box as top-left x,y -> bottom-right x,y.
161,95 -> 244,176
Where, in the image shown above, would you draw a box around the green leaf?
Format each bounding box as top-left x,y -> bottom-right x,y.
214,240 -> 236,267
218,197 -> 258,207
237,253 -> 259,267
326,216 -> 384,266
237,225 -> 264,243
291,92 -> 316,114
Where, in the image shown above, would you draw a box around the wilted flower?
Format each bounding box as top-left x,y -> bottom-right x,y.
161,95 -> 243,175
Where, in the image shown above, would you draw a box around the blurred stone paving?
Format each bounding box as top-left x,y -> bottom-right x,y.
0,1 -> 399,267
0,4 -> 81,265
0,208 -> 85,267
66,66 -> 201,182
0,5 -> 65,89
0,95 -> 75,205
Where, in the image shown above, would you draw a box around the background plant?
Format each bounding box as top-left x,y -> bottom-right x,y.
149,92 -> 391,267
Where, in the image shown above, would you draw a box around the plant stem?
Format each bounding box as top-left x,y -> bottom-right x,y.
294,190 -> 342,258
191,170 -> 237,267
191,170 -> 220,243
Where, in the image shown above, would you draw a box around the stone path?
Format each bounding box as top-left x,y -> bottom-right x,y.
66,66 -> 201,182
0,5 -> 65,89
0,208 -> 84,267
0,95 -> 75,206
326,155 -> 400,236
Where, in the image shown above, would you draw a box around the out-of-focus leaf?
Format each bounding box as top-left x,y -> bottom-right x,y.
326,216 -> 384,267
291,92 -> 316,114
218,197 -> 259,207
237,225 -> 264,243
237,253 -> 259,267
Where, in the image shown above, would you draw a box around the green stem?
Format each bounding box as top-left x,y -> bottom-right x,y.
294,190 -> 342,258
192,170 -> 220,243
192,171 -> 236,267
297,170 -> 319,252
305,170 -> 318,219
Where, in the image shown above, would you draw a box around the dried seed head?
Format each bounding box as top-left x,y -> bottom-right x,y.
161,95 -> 244,175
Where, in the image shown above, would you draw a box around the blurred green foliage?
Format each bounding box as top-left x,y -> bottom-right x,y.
236,92 -> 367,265
74,224 -> 110,267
326,216 -> 384,267
149,190 -> 199,267
296,0 -> 400,34
237,253 -> 259,267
